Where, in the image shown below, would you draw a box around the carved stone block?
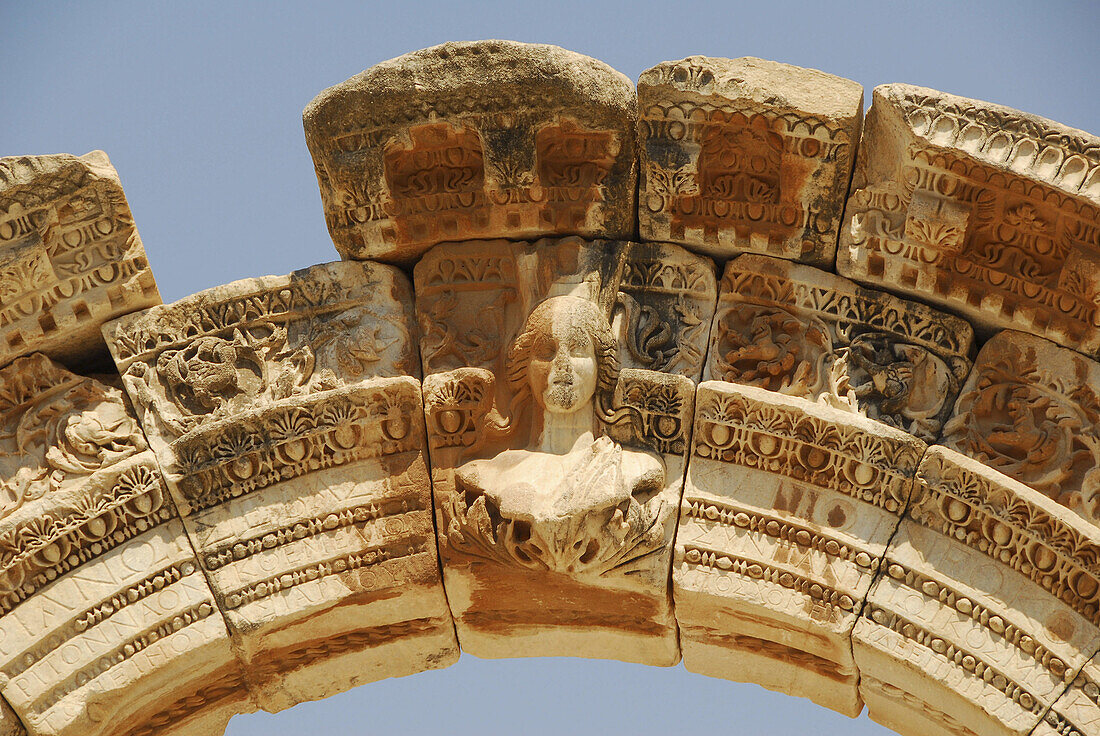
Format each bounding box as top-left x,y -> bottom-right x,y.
705,254 -> 974,441
415,237 -> 714,665
614,241 -> 718,378
838,84 -> 1100,356
304,41 -> 637,263
675,381 -> 926,717
1033,651 -> 1100,736
940,330 -> 1100,527
101,261 -> 457,713
637,56 -> 863,267
0,355 -> 252,736
0,152 -> 161,369
854,446 -> 1100,736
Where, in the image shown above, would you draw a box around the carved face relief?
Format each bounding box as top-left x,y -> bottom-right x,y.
527,304 -> 599,415
507,294 -> 618,427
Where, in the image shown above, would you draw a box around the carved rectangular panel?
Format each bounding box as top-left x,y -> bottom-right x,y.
303,41 -> 637,263
940,330 -> 1100,528
0,153 -> 161,369
675,381 -> 925,717
853,446 -> 1100,736
415,238 -> 714,665
638,57 -> 863,267
614,241 -> 717,378
101,261 -> 457,713
706,254 -> 974,441
0,355 -> 252,736
838,84 -> 1100,356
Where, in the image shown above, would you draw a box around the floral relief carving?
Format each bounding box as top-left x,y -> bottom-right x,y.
941,332 -> 1100,523
713,305 -> 831,394
839,84 -> 1100,358
109,269 -> 414,441
0,356 -> 147,519
102,259 -> 458,714
705,256 -> 973,442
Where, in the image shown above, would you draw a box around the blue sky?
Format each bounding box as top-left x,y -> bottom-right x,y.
3,2 -> 1098,734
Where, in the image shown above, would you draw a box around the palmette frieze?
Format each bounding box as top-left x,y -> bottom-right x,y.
693,387 -> 920,513
0,353 -> 252,736
0,457 -> 171,615
910,448 -> 1100,623
100,258 -> 457,719
168,381 -> 422,514
9,41 -> 1100,736
676,380 -> 926,717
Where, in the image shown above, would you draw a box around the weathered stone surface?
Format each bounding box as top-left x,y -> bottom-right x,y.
705,254 -> 974,441
675,381 -> 925,717
0,699 -> 24,736
102,261 -> 457,713
940,330 -> 1100,527
0,354 -> 252,736
638,56 -> 862,267
854,446 -> 1100,736
304,41 -> 637,264
416,237 -> 713,665
838,84 -> 1100,355
0,152 -> 161,369
614,240 -> 717,378
1034,650 -> 1100,736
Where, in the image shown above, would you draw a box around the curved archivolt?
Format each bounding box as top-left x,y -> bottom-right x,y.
1,40 -> 1099,736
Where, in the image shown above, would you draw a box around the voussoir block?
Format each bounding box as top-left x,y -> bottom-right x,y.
0,152 -> 161,368
415,237 -> 715,666
637,56 -> 863,266
102,261 -> 457,713
705,254 -> 975,441
674,381 -> 926,717
304,41 -> 638,263
0,355 -> 252,736
1034,652 -> 1100,736
854,446 -> 1100,736
838,84 -> 1100,355
940,330 -> 1100,527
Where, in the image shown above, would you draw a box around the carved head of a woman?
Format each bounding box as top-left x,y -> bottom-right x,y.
506,296 -> 619,418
